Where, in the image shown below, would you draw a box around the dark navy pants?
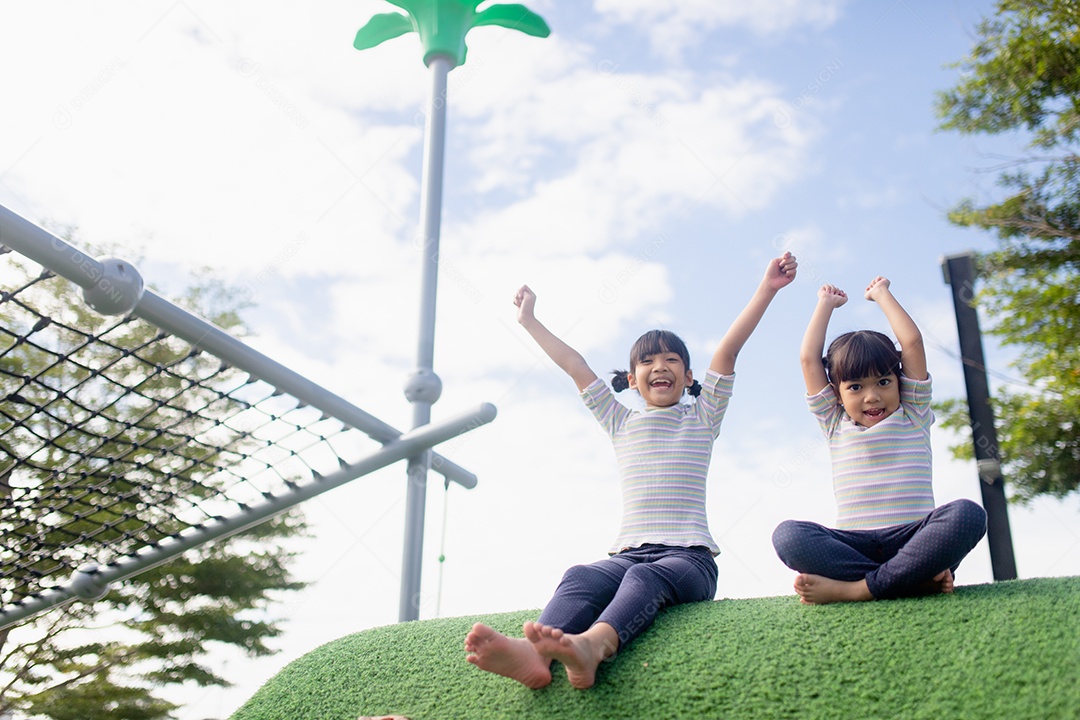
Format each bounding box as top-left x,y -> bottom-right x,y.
771,499 -> 987,600
537,544 -> 717,652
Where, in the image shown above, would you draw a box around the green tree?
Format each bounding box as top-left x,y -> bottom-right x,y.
935,0 -> 1080,501
0,244 -> 306,719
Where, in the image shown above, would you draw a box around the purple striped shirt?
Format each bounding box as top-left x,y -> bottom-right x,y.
581,369 -> 733,555
808,375 -> 935,529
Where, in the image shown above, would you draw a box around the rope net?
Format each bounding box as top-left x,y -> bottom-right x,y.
0,248 -> 379,610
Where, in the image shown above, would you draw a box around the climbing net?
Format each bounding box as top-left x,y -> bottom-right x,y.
0,249 -> 378,610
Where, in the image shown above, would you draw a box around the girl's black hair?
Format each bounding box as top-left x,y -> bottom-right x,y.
823,330 -> 902,385
610,329 -> 702,397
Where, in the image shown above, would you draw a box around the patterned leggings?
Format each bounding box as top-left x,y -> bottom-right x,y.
537,544 -> 717,651
771,499 -> 987,600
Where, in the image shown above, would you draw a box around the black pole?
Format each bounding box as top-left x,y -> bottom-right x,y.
941,252 -> 1018,580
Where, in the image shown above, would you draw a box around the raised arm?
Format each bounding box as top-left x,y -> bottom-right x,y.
801,284 -> 848,394
514,285 -> 599,392
865,277 -> 927,381
711,252 -> 798,375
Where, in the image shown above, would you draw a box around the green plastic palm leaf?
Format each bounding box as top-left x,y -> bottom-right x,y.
354,0 -> 550,68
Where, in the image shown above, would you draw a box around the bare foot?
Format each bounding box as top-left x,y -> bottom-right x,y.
937,569 -> 955,593
464,623 -> 552,689
794,573 -> 874,605
916,569 -> 955,596
523,621 -> 618,689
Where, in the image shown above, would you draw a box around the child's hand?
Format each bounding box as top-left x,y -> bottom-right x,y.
818,284 -> 848,308
864,276 -> 892,302
514,284 -> 537,324
765,251 -> 798,291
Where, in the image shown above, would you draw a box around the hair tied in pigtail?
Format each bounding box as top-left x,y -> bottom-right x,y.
610,370 -> 630,393
687,379 -> 702,397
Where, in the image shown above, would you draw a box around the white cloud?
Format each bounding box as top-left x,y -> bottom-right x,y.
594,0 -> 846,58
2,3 -> 427,282
449,67 -> 816,258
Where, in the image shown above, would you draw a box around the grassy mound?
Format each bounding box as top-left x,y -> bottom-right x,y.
232,576 -> 1080,720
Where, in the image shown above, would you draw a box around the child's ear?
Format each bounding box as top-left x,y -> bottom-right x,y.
626,372 -> 637,389
684,369 -> 693,388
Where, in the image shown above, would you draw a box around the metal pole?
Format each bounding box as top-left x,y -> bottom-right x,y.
941,252 -> 1018,580
400,54 -> 454,622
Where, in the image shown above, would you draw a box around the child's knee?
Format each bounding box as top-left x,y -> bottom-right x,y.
771,520 -> 804,558
560,563 -> 604,587
944,498 -> 986,523
936,499 -> 987,548
959,498 -> 986,520
955,498 -> 988,540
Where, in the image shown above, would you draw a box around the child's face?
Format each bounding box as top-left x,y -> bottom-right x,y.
628,351 -> 692,409
837,373 -> 900,427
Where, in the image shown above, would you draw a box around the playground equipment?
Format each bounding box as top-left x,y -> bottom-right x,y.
0,204 -> 493,629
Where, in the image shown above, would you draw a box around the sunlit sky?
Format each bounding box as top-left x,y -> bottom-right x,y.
3,1 -> 1078,718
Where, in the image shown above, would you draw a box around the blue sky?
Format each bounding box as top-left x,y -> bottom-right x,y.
3,1 -> 1078,717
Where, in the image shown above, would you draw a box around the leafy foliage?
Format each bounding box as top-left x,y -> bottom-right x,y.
935,0 -> 1080,500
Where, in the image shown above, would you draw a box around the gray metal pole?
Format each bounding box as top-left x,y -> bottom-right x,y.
400,53 -> 453,622
942,252 -> 1018,580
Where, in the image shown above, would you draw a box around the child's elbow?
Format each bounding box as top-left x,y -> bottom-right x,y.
711,346 -> 738,374
903,329 -> 925,350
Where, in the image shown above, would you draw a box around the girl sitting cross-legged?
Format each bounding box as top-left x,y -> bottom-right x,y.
771,277 -> 987,605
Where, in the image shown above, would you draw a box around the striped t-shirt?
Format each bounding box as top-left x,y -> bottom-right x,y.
807,375 -> 935,530
580,369 -> 733,556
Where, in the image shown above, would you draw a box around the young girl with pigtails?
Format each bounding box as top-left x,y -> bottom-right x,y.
771,277 -> 987,604
464,252 -> 797,690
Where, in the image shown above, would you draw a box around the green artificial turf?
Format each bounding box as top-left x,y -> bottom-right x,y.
232,576 -> 1080,720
